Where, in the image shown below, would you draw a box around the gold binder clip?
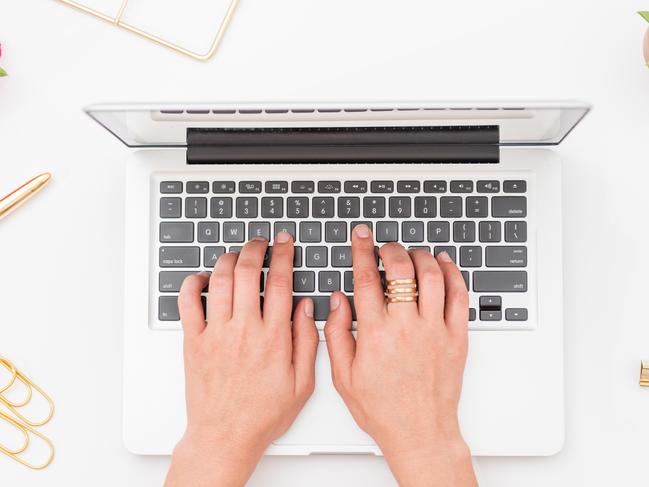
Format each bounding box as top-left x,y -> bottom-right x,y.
640,361 -> 649,387
55,0 -> 240,61
0,358 -> 54,427
0,411 -> 55,470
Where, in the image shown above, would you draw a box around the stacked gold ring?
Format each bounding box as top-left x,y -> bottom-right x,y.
385,278 -> 418,304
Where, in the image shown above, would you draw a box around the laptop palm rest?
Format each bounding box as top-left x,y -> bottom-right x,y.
273,342 -> 377,450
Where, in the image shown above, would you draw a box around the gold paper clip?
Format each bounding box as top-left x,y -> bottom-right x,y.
0,358 -> 55,427
0,411 -> 55,470
55,0 -> 240,61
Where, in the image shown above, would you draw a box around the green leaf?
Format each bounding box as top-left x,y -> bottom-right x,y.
0,67 -> 7,77
640,11 -> 649,23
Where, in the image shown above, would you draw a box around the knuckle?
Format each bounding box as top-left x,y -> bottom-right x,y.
354,268 -> 380,290
234,261 -> 260,278
419,266 -> 443,287
266,272 -> 292,292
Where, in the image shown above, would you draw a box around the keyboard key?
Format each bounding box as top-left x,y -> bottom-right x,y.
440,197 -> 462,218
249,222 -> 270,240
160,198 -> 182,218
159,271 -> 200,293
239,181 -> 262,193
229,246 -> 243,253
427,221 -> 450,242
287,197 -> 309,218
213,181 -> 235,193
376,221 -> 399,242
306,247 -> 328,267
292,295 -> 356,321
433,246 -> 456,263
223,222 -> 245,243
424,180 -> 447,193
160,247 -> 200,268
160,181 -> 182,194
505,221 -> 527,242
210,197 -> 233,218
294,247 -> 303,267
274,222 -> 296,240
197,222 -> 219,243
389,197 -> 411,218
371,181 -> 394,193
397,181 -> 420,193
292,181 -> 315,193
450,180 -> 473,193
325,222 -> 347,243
459,246 -> 482,267
479,221 -> 501,242
480,296 -> 502,309
160,222 -> 194,243
294,271 -> 315,292
492,197 -> 526,218
300,222 -> 322,243
319,271 -> 341,292
414,197 -> 437,218
187,181 -> 209,194
185,197 -> 207,218
313,197 -> 335,218
505,308 -> 528,321
236,197 -> 258,218
363,197 -> 386,218
473,271 -> 527,292
503,180 -> 527,193
204,246 -> 226,267
453,221 -> 475,242
318,181 -> 341,193
485,246 -> 527,267
402,221 -> 424,243
265,181 -> 288,194
159,296 -> 180,321
261,197 -> 283,218
462,271 -> 470,291
338,197 -> 361,218
344,271 -> 354,292
466,196 -> 488,218
480,310 -> 502,321
409,245 -> 431,252
477,181 -> 500,193
344,181 -> 367,193
469,307 -> 476,321
331,246 -> 352,267
263,247 -> 273,268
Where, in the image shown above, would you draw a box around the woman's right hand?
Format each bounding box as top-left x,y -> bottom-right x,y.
324,224 -> 477,487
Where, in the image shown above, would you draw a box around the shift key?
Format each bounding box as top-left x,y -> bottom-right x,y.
160,247 -> 200,267
473,271 -> 527,292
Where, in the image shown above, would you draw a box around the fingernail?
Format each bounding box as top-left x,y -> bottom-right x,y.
252,236 -> 268,242
197,271 -> 211,278
330,293 -> 341,311
354,224 -> 370,238
437,251 -> 453,263
275,231 -> 291,244
304,298 -> 314,319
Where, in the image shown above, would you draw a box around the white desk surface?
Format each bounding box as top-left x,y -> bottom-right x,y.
1,0 -> 649,485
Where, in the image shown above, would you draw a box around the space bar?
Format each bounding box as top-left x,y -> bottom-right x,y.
292,296 -> 356,321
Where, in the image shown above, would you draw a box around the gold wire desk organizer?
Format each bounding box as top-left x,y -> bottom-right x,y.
0,357 -> 55,470
56,0 -> 240,61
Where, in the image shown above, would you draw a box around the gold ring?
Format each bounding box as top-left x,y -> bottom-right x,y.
385,278 -> 418,304
387,278 -> 417,286
386,296 -> 418,304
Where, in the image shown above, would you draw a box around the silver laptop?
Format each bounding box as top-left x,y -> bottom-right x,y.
86,101 -> 589,456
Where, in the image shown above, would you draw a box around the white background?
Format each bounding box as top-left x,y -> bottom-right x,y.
1,0 -> 649,485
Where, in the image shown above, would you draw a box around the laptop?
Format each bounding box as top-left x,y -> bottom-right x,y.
86,101 -> 589,456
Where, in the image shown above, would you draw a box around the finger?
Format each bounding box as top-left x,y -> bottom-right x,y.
351,224 -> 385,322
436,251 -> 469,338
292,298 -> 319,401
178,272 -> 210,338
232,237 -> 268,317
263,231 -> 294,326
409,249 -> 445,320
379,242 -> 417,317
207,252 -> 238,324
324,292 -> 356,394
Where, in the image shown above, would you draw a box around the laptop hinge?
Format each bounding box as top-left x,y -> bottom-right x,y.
185,125 -> 500,164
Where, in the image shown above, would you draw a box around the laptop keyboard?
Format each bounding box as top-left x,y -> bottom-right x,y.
155,177 -> 532,330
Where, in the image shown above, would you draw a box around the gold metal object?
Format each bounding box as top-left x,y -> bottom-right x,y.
386,296 -> 419,304
0,358 -> 55,470
640,361 -> 649,387
385,278 -> 419,304
387,278 -> 418,287
55,0 -> 240,61
0,173 -> 52,221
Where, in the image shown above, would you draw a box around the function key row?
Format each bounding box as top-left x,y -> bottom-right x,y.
160,180 -> 527,195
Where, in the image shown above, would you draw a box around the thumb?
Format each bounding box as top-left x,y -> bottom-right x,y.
292,297 -> 319,401
324,292 -> 356,392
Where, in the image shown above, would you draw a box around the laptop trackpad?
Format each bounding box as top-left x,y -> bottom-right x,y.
273,342 -> 376,450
